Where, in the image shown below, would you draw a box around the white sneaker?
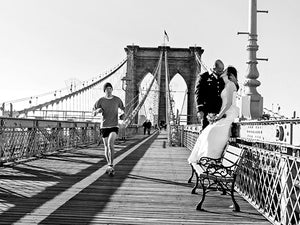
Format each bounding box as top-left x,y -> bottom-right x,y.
108,166 -> 115,177
105,166 -> 110,174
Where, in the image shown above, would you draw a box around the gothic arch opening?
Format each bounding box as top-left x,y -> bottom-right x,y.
138,72 -> 159,125
125,45 -> 203,124
169,73 -> 188,125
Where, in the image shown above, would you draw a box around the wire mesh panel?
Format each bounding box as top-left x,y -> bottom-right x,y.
169,125 -> 184,146
236,144 -> 300,225
0,118 -> 100,165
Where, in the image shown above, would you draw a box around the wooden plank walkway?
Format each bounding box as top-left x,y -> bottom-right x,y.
0,131 -> 270,224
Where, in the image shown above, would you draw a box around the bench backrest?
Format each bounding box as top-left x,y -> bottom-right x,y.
221,145 -> 244,171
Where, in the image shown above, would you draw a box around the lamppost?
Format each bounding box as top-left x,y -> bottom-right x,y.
120,75 -> 132,139
238,0 -> 268,119
170,99 -> 175,122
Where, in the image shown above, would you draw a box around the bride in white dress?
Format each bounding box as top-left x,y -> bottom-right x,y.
188,66 -> 239,163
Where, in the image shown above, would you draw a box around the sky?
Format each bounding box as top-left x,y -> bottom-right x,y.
0,0 -> 300,118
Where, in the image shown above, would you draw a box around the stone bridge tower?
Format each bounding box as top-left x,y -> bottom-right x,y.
124,45 -> 203,125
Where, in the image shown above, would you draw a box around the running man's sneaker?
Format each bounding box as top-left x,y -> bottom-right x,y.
108,166 -> 115,177
105,165 -> 111,174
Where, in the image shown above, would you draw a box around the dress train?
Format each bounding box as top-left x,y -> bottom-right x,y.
188,105 -> 239,164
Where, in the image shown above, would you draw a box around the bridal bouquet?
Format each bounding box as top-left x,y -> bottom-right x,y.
207,113 -> 217,124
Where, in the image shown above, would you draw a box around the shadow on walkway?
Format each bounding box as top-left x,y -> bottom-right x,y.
0,134 -> 157,224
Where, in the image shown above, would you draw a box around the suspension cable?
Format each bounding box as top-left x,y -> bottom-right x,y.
194,52 -> 209,73
165,50 -> 176,125
180,90 -> 187,116
16,58 -> 127,116
263,108 -> 287,119
125,93 -> 139,108
164,49 -> 173,144
124,96 -> 139,121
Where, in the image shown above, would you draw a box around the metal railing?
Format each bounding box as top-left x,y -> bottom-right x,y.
22,109 -> 95,122
236,141 -> 300,225
181,119 -> 300,225
0,117 -> 143,165
0,117 -> 100,165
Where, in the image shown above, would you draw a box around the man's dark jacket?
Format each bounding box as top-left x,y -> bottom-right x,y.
195,71 -> 225,128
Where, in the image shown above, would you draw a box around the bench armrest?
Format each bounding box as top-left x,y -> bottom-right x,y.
197,157 -> 222,171
206,164 -> 234,177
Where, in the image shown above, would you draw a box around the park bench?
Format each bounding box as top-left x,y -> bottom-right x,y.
188,144 -> 245,212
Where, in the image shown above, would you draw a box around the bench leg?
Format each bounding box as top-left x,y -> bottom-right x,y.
230,176 -> 240,212
187,164 -> 194,183
191,172 -> 199,194
219,183 -> 227,195
196,179 -> 206,211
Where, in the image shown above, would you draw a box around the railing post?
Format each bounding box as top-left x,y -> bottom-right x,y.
9,103 -> 13,117
280,157 -> 288,224
180,125 -> 184,147
1,103 -> 4,116
93,124 -> 97,143
0,119 -> 4,166
57,122 -> 62,149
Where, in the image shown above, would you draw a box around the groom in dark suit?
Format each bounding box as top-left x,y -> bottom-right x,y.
195,59 -> 225,129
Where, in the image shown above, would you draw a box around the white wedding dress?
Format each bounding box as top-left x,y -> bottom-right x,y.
188,81 -> 239,163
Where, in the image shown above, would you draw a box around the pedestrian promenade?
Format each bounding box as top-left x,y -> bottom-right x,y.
0,131 -> 270,224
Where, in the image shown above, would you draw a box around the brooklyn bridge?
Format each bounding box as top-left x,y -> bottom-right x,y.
1,1 -> 300,225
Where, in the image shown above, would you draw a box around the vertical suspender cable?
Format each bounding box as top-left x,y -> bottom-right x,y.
180,90 -> 188,123
164,49 -> 171,146
156,54 -> 162,130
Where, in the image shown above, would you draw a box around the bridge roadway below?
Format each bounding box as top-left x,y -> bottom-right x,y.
0,131 -> 270,224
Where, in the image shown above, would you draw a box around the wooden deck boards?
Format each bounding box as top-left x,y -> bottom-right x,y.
0,131 -> 270,224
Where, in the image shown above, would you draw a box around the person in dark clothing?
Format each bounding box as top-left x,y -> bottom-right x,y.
143,120 -> 148,135
195,59 -> 225,129
159,120 -> 166,130
143,119 -> 152,135
146,120 -> 151,135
